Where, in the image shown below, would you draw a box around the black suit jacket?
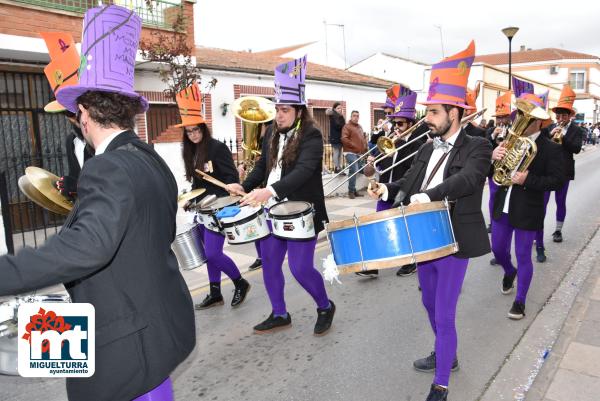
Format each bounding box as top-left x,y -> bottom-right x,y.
242,125 -> 328,233
0,131 -> 196,401
387,130 -> 492,259
191,137 -> 239,199
493,134 -> 566,230
542,123 -> 583,180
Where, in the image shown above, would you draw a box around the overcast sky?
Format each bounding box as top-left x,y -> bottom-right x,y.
195,0 -> 599,66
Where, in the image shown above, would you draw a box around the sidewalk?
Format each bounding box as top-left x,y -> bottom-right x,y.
525,227 -> 600,401
177,194 -> 377,294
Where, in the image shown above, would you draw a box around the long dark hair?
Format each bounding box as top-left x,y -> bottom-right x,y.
182,123 -> 212,182
267,105 -> 319,172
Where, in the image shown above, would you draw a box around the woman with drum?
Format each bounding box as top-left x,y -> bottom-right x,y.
177,83 -> 251,310
226,56 -> 335,336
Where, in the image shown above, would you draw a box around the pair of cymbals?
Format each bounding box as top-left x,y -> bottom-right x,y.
18,167 -> 73,216
177,188 -> 206,208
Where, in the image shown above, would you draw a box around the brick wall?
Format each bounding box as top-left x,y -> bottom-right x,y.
0,1 -> 195,50
149,92 -> 212,144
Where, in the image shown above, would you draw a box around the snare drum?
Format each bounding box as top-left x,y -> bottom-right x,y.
197,196 -> 241,233
217,206 -> 270,245
171,224 -> 207,270
268,201 -> 316,241
0,294 -> 70,376
326,201 -> 458,274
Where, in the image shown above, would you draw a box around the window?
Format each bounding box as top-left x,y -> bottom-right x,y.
569,71 -> 586,90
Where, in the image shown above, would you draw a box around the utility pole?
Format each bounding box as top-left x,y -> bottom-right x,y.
434,25 -> 445,58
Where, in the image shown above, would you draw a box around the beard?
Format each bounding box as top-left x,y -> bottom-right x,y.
427,116 -> 452,138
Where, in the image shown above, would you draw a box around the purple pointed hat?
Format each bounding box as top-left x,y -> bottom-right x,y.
274,55 -> 307,105
56,5 -> 148,113
388,86 -> 417,120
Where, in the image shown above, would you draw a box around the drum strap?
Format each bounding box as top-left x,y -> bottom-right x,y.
420,152 -> 450,192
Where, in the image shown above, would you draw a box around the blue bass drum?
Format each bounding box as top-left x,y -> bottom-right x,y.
326,201 -> 458,274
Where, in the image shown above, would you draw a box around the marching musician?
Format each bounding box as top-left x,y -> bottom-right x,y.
490,93 -> 566,320
369,84 -> 400,149
369,41 -> 491,401
534,84 -> 584,261
488,91 -> 513,263
177,83 -> 251,310
0,6 -> 196,400
359,86 -> 426,278
226,56 -> 336,336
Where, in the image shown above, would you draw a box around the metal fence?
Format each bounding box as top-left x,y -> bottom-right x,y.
13,0 -> 182,29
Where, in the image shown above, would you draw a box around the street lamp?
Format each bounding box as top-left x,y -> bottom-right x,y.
502,26 -> 519,90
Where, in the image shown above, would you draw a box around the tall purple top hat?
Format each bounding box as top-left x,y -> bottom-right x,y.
56,5 -> 148,113
388,86 -> 417,120
274,55 -> 307,105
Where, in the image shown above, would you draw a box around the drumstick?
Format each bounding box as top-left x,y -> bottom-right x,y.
195,169 -> 246,195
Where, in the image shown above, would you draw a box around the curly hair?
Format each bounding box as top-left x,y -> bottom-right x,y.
76,91 -> 144,130
182,123 -> 212,182
267,105 -> 320,172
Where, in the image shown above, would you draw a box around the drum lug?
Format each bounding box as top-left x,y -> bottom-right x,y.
301,218 -> 305,228
235,226 -> 240,236
274,220 -> 278,230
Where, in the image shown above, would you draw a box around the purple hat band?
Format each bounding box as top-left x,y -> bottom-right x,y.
389,92 -> 417,119
274,55 -> 307,105
56,5 -> 148,113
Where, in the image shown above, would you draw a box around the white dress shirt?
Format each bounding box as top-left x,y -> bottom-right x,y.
94,130 -> 126,156
73,136 -> 87,168
421,128 -> 460,191
266,130 -> 294,206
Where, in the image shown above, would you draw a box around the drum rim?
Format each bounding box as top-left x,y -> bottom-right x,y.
268,200 -> 314,219
198,195 -> 241,214
220,207 -> 265,228
271,233 -> 316,242
326,201 -> 447,231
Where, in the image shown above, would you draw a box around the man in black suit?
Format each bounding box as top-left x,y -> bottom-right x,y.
534,85 -> 583,260
368,40 -> 491,401
491,93 -> 566,321
0,6 -> 195,400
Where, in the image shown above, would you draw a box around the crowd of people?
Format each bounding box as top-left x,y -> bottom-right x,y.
0,5 -> 592,401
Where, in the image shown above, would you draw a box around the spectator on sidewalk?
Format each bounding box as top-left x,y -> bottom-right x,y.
342,110 -> 368,199
326,102 -> 345,173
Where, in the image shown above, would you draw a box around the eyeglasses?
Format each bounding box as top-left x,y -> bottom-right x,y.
185,126 -> 201,134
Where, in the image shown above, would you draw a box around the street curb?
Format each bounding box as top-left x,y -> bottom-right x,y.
478,224 -> 600,401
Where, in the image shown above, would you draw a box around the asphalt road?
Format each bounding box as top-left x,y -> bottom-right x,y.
1,146 -> 599,401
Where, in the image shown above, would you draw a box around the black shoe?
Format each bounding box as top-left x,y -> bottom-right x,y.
314,300 -> 336,336
508,301 -> 526,320
354,191 -> 364,197
552,230 -> 563,243
501,272 -> 516,295
413,351 -> 459,372
348,191 -> 355,199
355,269 -> 379,278
536,246 -> 547,263
253,312 -> 292,333
487,224 -> 492,234
195,293 -> 224,310
425,384 -> 449,401
248,258 -> 262,271
490,258 -> 498,266
396,263 -> 417,276
231,279 -> 251,308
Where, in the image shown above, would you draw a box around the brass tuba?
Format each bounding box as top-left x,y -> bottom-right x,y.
232,96 -> 275,178
492,99 -> 549,186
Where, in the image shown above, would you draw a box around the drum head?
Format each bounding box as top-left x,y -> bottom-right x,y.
199,196 -> 241,213
219,205 -> 261,223
269,201 -> 312,217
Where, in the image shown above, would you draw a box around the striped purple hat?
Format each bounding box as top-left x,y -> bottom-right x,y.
274,55 -> 307,105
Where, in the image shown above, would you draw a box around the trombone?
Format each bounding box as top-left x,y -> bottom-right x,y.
376,108 -> 487,176
324,108 -> 486,196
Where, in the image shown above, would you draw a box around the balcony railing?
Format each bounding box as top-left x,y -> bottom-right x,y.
12,0 -> 182,29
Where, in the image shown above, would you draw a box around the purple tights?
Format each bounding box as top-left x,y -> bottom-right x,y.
492,213 -> 536,303
417,255 -> 468,387
196,225 -> 242,283
535,181 -> 570,247
259,225 -> 330,315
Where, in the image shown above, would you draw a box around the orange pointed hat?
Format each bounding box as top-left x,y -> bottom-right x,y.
552,84 -> 576,113
493,91 -> 513,117
421,40 -> 476,109
40,32 -> 80,113
174,83 -> 205,128
384,84 -> 401,109
465,82 -> 481,115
